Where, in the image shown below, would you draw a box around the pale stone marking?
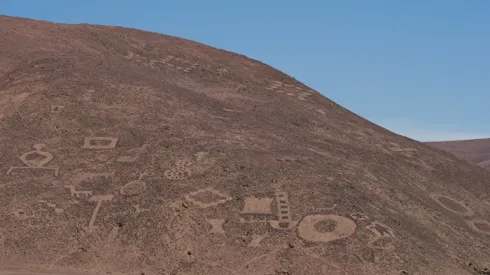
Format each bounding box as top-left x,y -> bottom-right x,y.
297,214 -> 357,243
6,143 -> 59,176
184,187 -> 232,208
248,233 -> 269,247
64,185 -> 93,198
241,197 -> 273,214
82,137 -> 118,149
83,195 -> 114,233
207,219 -> 226,234
269,191 -> 298,230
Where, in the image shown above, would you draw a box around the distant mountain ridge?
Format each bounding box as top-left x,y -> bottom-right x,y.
426,138 -> 490,169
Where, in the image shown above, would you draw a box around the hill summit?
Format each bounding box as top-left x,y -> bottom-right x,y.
0,16 -> 490,275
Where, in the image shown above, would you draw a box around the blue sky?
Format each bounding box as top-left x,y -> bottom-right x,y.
2,1 -> 489,141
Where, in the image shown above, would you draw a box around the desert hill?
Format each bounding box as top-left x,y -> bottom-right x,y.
427,138 -> 490,170
0,16 -> 490,275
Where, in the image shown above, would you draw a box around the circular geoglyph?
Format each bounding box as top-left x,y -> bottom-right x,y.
466,219 -> 490,236
431,194 -> 474,217
297,214 -> 357,243
120,180 -> 147,196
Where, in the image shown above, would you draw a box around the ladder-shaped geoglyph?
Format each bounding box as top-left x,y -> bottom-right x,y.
239,188 -> 358,244
270,191 -> 298,230
240,190 -> 298,230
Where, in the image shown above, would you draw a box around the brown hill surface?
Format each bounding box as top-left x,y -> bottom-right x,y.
427,138 -> 490,169
1,16 -> 490,275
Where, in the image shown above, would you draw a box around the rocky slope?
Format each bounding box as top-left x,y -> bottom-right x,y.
0,16 -> 489,275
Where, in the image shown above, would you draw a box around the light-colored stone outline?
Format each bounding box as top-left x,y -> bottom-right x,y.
297,214 -> 357,243
164,159 -> 193,181
248,233 -> 269,247
350,212 -> 369,221
120,170 -> 151,196
116,144 -> 149,163
124,50 -> 134,59
6,166 -> 59,177
37,200 -> 64,214
238,191 -> 298,230
163,166 -> 191,181
309,204 -> 338,213
430,194 -> 475,217
81,137 -> 118,149
159,55 -> 198,73
132,204 -> 150,217
367,237 -> 396,251
269,191 -> 298,230
466,219 -> 490,236
69,172 -> 115,185
83,195 -> 114,233
50,105 -> 64,113
184,187 -> 232,208
12,209 -> 31,220
239,216 -> 270,224
241,197 -> 273,214
265,81 -> 313,101
64,185 -> 93,198
20,143 -> 53,167
149,59 -> 156,69
0,229 -> 4,246
366,222 -> 395,238
207,218 -> 226,234
116,155 -> 138,163
366,221 -> 396,250
6,144 -> 59,177
120,180 -> 147,196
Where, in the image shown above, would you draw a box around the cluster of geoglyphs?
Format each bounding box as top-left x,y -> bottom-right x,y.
4,137 -> 489,248
182,184 -> 388,248
264,80 -> 333,117
4,139 -> 490,275
122,50 -> 324,112
124,50 -> 198,73
5,137 -> 118,233
431,194 -> 490,236
2,137 -> 403,251
265,80 -> 314,102
3,60 -> 489,270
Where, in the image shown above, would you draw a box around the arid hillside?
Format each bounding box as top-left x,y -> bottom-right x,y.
427,138 -> 490,170
0,16 -> 489,275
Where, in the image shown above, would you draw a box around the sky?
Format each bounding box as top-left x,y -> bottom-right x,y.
2,1 -> 489,142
